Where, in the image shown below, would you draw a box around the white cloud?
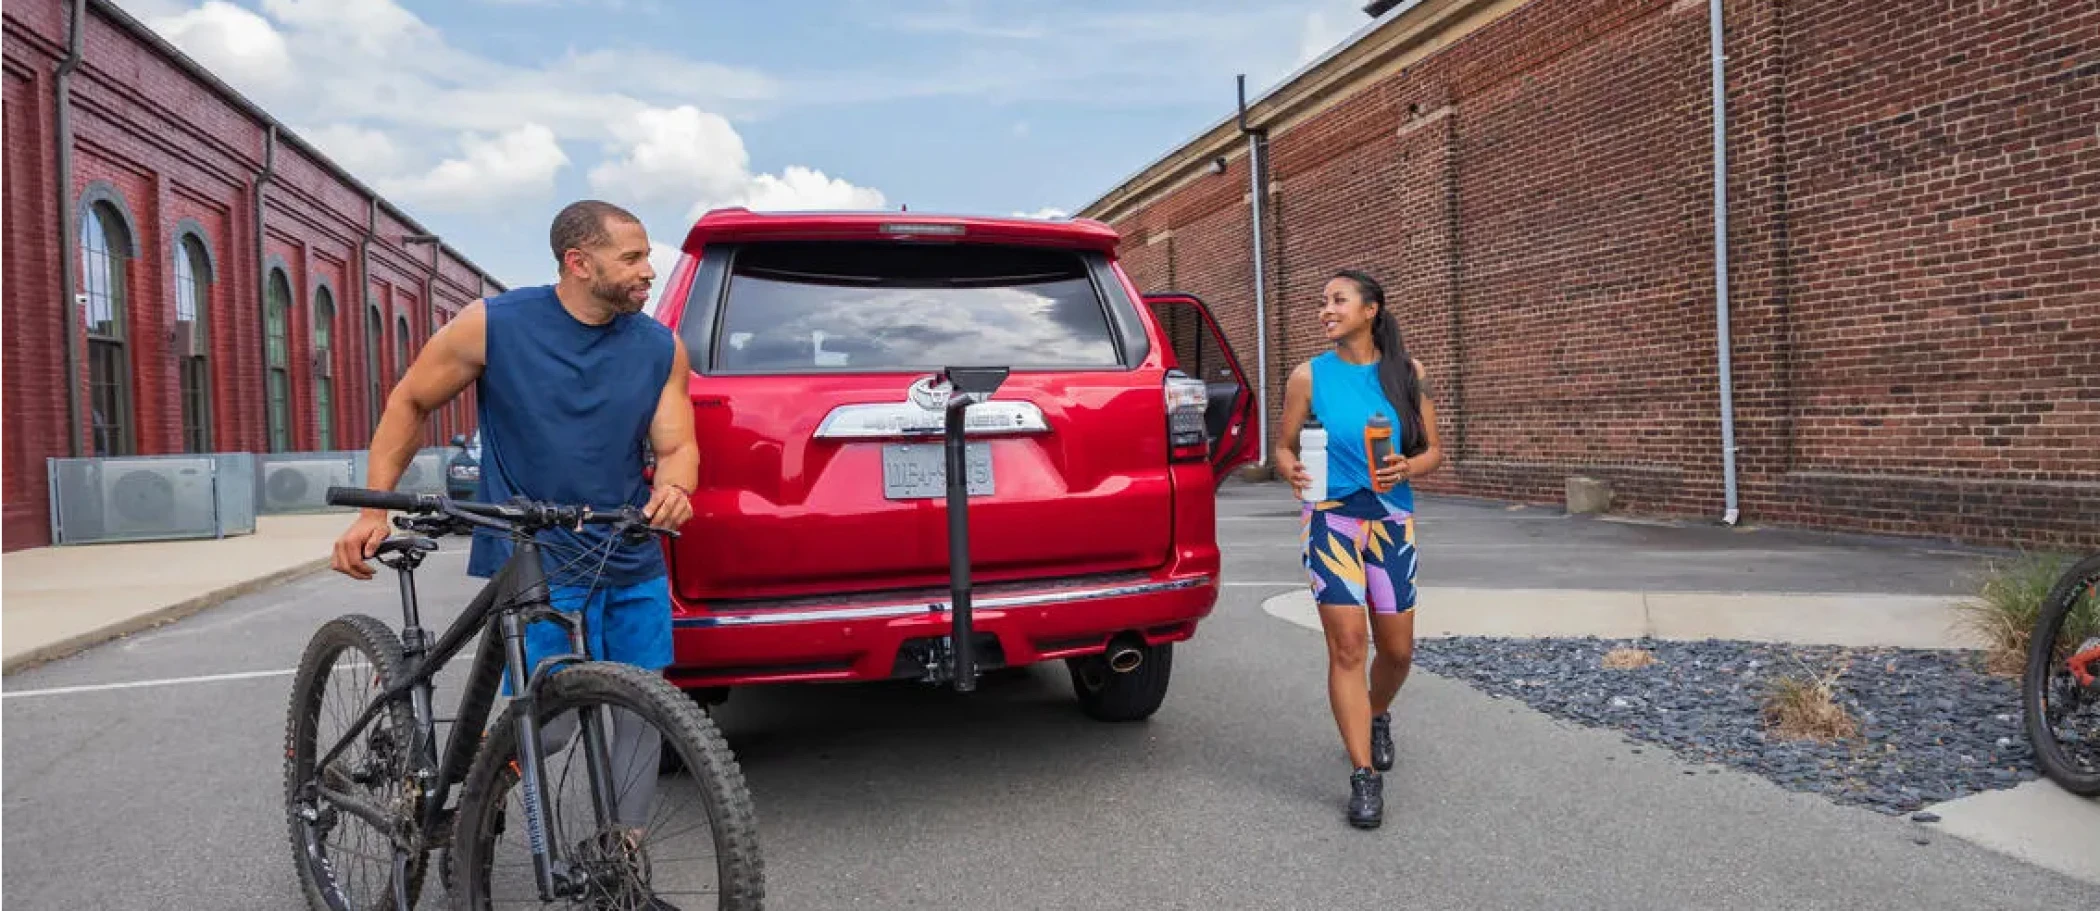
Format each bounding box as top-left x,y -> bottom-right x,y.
299,123 -> 405,175
588,106 -> 751,206
732,166 -> 887,215
588,106 -> 886,220
379,124 -> 569,212
146,1 -> 295,91
122,0 -> 855,223
1012,207 -> 1069,219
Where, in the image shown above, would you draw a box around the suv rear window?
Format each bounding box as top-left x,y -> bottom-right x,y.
709,241 -> 1124,373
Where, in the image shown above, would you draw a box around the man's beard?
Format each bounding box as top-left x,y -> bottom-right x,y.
590,274 -> 647,314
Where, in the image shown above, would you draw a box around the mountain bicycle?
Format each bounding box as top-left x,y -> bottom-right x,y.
282,486 -> 764,909
2021,551 -> 2100,798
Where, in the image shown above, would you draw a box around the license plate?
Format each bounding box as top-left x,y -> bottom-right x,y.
882,443 -> 994,499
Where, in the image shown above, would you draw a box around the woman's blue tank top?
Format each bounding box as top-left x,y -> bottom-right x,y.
465,285 -> 676,587
1308,351 -> 1414,519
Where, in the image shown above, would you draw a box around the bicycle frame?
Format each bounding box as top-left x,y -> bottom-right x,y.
297,528 -> 627,907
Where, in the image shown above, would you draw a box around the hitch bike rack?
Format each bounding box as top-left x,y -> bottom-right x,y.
939,365 -> 1008,693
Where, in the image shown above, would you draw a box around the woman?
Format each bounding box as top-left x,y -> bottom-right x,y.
1273,268 -> 1444,829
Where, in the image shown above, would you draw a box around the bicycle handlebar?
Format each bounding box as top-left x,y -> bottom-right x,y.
325,486 -> 679,540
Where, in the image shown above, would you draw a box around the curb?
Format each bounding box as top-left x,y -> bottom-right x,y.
1,556 -> 333,676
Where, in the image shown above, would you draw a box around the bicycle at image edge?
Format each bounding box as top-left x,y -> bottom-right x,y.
282,485 -> 764,910
2021,550 -> 2100,798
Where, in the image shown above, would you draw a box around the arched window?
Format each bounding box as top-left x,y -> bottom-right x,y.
313,285 -> 337,450
80,199 -> 136,455
173,232 -> 213,453
265,268 -> 293,452
365,295 -> 384,437
394,313 -> 412,384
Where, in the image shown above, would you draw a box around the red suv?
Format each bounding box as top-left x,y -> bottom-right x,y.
649,208 -> 1256,721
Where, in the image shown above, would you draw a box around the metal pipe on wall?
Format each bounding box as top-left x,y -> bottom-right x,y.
1709,0 -> 1741,525
1238,74 -> 1270,468
254,123 -> 277,451
56,0 -> 87,458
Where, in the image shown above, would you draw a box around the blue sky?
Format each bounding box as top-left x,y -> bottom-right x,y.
115,0 -> 1374,305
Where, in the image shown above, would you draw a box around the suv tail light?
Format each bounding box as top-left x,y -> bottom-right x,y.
1165,371 -> 1209,462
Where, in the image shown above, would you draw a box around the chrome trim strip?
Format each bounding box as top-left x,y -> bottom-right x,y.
674,575 -> 1212,628
812,401 -> 1050,439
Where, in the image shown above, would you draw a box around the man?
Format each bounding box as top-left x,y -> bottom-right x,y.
332,200 -> 696,894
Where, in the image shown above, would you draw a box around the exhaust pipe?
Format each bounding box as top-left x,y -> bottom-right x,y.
1105,636 -> 1145,674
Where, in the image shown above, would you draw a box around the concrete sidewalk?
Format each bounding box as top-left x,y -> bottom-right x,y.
2,513 -> 353,674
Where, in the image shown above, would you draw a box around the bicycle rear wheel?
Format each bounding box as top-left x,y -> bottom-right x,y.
449,661 -> 764,910
283,613 -> 428,910
2021,553 -> 2100,797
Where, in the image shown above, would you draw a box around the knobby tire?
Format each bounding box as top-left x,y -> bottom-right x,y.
449,661 -> 765,910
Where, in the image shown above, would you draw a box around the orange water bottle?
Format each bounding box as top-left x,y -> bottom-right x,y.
1365,413 -> 1397,492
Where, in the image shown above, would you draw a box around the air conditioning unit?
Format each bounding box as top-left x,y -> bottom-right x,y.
349,447 -> 448,497
48,453 -> 257,545
256,451 -> 358,514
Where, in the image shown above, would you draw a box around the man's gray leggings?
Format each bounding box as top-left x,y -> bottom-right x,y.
534,706 -> 662,830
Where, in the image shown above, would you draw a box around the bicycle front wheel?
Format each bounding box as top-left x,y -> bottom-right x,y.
449,662 -> 764,910
2022,553 -> 2100,797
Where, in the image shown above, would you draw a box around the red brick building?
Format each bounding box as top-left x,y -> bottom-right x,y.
4,0 -> 503,551
1082,0 -> 2099,550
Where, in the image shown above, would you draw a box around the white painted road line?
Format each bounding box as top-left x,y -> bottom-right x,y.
2,667 -> 304,700
0,657 -> 437,700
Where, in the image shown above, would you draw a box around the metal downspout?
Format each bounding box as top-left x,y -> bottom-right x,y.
56,0 -> 87,457
254,123 -> 276,449
1710,0 -> 1741,525
1239,74 -> 1270,468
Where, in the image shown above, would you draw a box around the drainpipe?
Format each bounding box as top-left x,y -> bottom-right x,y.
1238,74 -> 1271,467
55,0 -> 87,457
254,123 -> 277,450
1709,0 -> 1741,525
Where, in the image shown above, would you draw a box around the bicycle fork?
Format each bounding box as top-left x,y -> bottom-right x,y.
498,606 -> 576,901
499,592 -> 634,903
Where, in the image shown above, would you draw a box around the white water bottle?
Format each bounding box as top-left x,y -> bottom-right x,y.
1298,419 -> 1327,503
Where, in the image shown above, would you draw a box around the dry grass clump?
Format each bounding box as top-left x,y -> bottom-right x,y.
1602,646 -> 1659,670
1761,659 -> 1859,743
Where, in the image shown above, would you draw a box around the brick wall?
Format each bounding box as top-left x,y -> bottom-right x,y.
1097,0 -> 2100,550
2,1 -> 501,551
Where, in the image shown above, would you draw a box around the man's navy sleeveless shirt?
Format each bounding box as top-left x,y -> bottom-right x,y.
466,285 -> 675,587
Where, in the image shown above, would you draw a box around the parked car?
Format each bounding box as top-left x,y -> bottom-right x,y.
649,208 -> 1257,721
446,430 -> 480,501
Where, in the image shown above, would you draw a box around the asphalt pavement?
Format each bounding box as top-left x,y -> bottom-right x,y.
3,484 -> 2087,910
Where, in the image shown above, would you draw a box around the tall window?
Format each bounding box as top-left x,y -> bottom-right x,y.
366,297 -> 383,438
313,287 -> 336,450
174,235 -> 212,453
394,314 -> 411,383
80,200 -> 134,456
265,269 -> 293,452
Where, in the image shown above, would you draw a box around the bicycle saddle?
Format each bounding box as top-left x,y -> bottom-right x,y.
374,535 -> 440,558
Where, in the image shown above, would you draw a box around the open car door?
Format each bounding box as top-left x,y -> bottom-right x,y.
1143,292 -> 1258,485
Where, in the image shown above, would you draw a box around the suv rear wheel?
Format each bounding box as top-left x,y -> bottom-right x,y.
1066,642 -> 1174,722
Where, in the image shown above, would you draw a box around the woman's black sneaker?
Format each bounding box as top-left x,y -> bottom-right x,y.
1347,768 -> 1383,829
1371,712 -> 1395,772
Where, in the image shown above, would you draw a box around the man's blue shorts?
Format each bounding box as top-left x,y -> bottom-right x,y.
501,576 -> 673,695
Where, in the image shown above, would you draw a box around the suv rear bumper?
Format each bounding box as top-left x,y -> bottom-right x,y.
663,573 -> 1217,689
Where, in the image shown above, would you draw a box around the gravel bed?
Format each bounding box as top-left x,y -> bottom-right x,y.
1411,637 -> 2040,816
